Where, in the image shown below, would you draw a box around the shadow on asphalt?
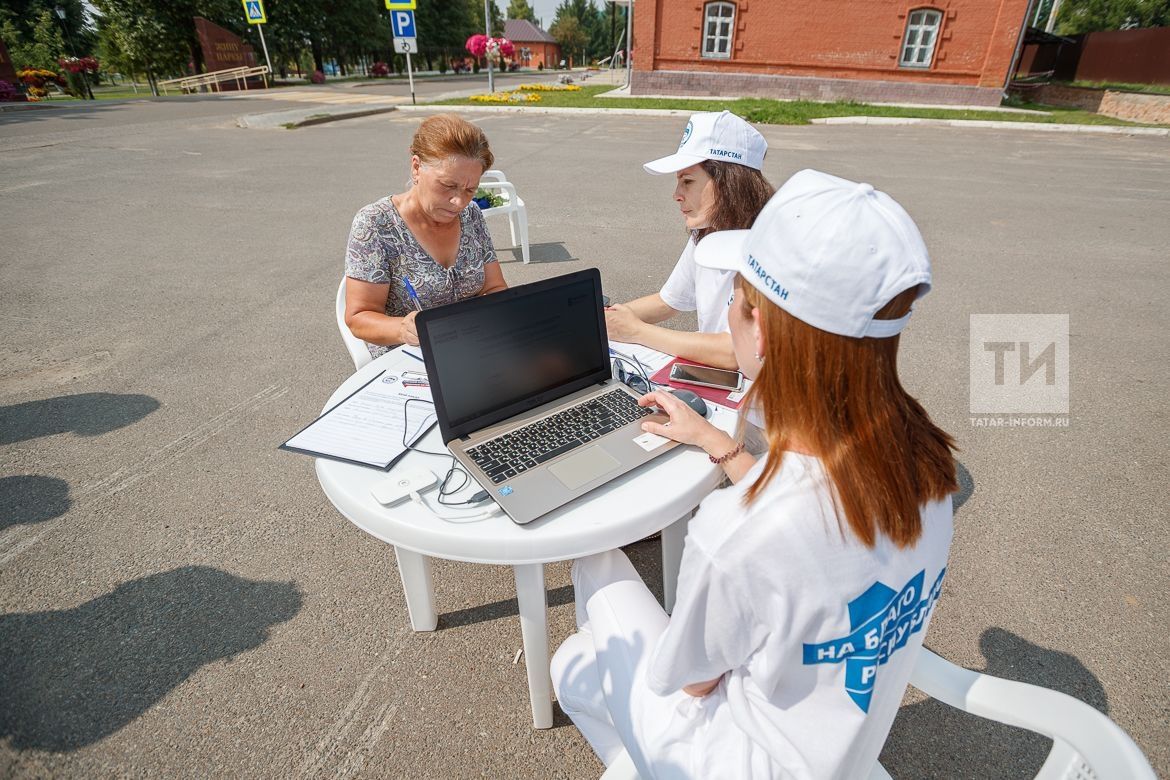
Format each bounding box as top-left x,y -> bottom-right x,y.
881,627 -> 1108,778
0,475 -> 71,531
0,566 -> 303,752
504,241 -> 576,265
0,392 -> 159,445
954,460 -> 974,512
437,538 -> 663,630
439,584 -> 575,629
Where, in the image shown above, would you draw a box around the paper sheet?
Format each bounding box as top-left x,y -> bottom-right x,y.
283,369 -> 436,469
608,341 -> 673,375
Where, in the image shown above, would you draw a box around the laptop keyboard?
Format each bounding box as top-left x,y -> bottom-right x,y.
466,389 -> 653,484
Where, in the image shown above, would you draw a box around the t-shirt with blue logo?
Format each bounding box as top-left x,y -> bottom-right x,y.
643,453 -> 953,778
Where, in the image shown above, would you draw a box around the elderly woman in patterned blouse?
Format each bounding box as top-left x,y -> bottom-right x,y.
344,114 -> 509,357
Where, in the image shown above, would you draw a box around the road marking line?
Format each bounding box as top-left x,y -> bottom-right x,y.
0,383 -> 289,568
78,383 -> 289,499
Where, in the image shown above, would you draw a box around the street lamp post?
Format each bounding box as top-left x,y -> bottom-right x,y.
55,6 -> 93,100
484,0 -> 493,94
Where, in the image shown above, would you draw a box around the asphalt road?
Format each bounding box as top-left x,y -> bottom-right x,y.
1,98 -> 1167,778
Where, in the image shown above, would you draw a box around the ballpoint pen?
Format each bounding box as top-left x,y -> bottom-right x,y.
403,277 -> 424,312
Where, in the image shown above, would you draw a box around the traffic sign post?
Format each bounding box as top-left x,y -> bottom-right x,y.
242,0 -> 272,87
391,9 -> 417,105
385,0 -> 416,8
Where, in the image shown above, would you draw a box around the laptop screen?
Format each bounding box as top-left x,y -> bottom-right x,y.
418,270 -> 609,442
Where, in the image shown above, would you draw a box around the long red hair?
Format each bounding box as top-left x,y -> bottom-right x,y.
737,280 -> 957,548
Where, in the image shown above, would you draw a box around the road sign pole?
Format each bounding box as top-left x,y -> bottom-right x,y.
257,23 -> 272,87
406,51 -> 415,105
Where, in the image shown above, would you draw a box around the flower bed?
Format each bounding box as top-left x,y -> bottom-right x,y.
17,68 -> 65,100
469,91 -> 541,104
516,83 -> 581,92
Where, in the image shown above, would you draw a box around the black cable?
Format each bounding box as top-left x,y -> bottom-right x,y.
400,396 -> 489,506
610,353 -> 664,393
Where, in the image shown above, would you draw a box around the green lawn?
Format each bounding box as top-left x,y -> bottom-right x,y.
1068,80 -> 1170,96
437,84 -> 1150,127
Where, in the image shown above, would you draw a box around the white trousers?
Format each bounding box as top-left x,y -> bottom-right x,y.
551,549 -> 687,778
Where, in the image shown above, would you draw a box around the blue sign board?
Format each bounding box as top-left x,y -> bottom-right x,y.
242,0 -> 266,24
391,10 -> 416,38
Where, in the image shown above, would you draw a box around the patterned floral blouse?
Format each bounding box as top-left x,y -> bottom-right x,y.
345,196 -> 498,358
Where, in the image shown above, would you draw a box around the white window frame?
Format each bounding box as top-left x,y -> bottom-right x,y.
900,8 -> 943,69
702,2 -> 736,60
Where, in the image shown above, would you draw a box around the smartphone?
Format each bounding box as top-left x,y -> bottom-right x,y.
669,363 -> 744,392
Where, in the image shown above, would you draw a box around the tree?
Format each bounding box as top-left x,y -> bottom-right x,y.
552,0 -> 610,64
506,0 -> 537,22
92,0 -> 182,93
415,0 -> 479,70
0,8 -> 65,70
471,0 -> 505,38
1056,0 -> 1170,33
549,14 -> 586,67
0,0 -> 93,59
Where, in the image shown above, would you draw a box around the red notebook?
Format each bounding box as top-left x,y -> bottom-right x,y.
650,358 -> 744,410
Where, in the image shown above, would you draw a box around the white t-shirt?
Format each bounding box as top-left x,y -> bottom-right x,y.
641,454 -> 953,779
659,236 -> 736,334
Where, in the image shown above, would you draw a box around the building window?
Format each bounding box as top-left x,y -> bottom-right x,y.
900,8 -> 942,68
702,2 -> 736,59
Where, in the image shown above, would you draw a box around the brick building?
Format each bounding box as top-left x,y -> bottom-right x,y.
631,0 -> 1032,106
503,19 -> 562,69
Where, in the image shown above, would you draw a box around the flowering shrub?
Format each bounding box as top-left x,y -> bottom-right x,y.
370,61 -> 390,77
59,56 -> 99,74
309,70 -> 326,84
465,35 -> 514,59
517,83 -> 581,92
469,91 -> 541,104
17,68 -> 65,99
0,80 -> 23,102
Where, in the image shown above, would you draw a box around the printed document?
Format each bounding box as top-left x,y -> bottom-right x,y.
282,370 -> 436,469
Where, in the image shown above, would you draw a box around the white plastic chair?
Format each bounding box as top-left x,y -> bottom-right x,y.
336,277 -> 372,371
478,169 -> 530,264
598,648 -> 1156,780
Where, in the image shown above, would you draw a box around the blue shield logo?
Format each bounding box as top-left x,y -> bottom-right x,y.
679,121 -> 693,148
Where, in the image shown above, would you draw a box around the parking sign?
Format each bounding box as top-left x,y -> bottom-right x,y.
391,10 -> 416,38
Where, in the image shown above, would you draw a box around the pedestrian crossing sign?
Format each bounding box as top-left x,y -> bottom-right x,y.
242,0 -> 266,24
386,0 -> 417,9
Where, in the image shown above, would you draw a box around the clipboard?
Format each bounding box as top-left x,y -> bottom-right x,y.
280,369 -> 437,470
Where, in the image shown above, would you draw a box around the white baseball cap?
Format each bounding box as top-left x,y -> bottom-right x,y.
643,110 -> 767,175
694,169 -> 932,339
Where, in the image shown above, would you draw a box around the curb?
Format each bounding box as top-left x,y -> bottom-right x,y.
809,116 -> 1169,135
393,103 -> 1169,135
235,104 -> 399,129
395,104 -> 692,118
0,102 -> 57,113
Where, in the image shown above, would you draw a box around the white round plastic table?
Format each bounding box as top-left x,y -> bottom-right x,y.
314,346 -> 736,728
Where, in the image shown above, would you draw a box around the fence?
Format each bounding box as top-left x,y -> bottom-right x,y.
1018,26 -> 1170,85
158,65 -> 270,95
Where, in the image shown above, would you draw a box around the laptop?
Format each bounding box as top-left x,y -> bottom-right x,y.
415,268 -> 678,525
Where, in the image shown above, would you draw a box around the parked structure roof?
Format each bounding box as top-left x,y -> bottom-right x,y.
503,19 -> 557,44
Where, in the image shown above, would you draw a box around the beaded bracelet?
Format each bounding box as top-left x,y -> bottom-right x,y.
709,441 -> 744,465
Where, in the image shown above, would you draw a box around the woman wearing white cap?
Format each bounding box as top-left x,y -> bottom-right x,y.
605,110 -> 772,370
552,170 -> 958,778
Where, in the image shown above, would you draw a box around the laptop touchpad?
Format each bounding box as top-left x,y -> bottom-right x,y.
548,446 -> 621,490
